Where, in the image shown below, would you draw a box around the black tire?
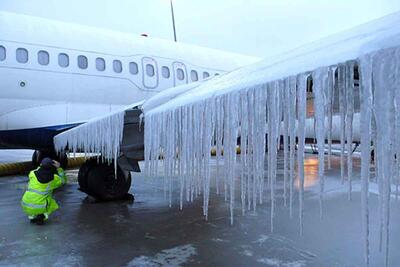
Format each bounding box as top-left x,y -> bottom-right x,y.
86,161 -> 132,201
77,158 -> 98,194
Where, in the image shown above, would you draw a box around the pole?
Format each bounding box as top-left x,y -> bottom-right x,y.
170,0 -> 177,42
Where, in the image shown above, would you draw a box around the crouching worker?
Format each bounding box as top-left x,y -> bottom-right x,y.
21,157 -> 67,225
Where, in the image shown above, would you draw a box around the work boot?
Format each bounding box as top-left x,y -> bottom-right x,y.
34,214 -> 45,225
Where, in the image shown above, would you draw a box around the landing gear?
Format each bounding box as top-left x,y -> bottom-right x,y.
32,150 -> 68,168
78,158 -> 132,201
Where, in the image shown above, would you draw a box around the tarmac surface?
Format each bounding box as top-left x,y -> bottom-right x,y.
0,150 -> 399,267
0,150 -> 33,164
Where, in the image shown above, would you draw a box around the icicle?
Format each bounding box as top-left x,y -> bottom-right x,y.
288,75 -> 297,218
246,90 -> 253,211
373,47 -> 396,267
240,91 -> 249,215
186,106 -> 193,202
297,73 -> 307,236
395,48 -> 400,201
371,116 -> 378,183
338,64 -> 347,184
248,90 -> 257,211
257,85 -> 268,205
179,107 -> 185,210
54,109 -> 126,163
268,82 -> 279,232
222,96 -> 229,203
327,67 -> 336,170
226,93 -> 239,225
203,100 -> 213,220
313,67 -> 328,219
216,97 -> 223,195
283,79 -> 289,207
359,54 -> 373,266
346,61 -> 355,200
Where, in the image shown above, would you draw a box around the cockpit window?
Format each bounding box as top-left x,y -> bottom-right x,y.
16,48 -> 28,63
203,72 -> 210,79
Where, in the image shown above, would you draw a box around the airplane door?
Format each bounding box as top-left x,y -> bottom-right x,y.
173,62 -> 187,86
142,57 -> 158,89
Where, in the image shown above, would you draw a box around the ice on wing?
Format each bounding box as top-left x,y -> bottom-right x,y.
53,11 -> 400,267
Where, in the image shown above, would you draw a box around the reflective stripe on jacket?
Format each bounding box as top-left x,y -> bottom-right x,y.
21,167 -> 67,216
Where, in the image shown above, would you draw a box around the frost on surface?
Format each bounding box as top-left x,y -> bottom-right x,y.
359,53 -> 372,266
50,12 -> 400,267
126,244 -> 196,267
143,45 -> 400,266
54,109 -> 125,162
313,67 -> 328,219
53,101 -> 143,162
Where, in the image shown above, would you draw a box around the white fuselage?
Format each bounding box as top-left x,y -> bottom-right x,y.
0,12 -> 259,148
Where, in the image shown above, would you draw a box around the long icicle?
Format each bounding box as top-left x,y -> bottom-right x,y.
327,67 -> 335,170
359,54 -> 372,266
240,91 -> 249,215
283,79 -> 289,207
297,73 -> 307,235
338,64 -> 347,185
269,82 -> 278,232
395,49 -> 400,201
346,61 -> 355,200
373,48 -> 396,267
289,76 -> 297,218
313,67 -> 328,219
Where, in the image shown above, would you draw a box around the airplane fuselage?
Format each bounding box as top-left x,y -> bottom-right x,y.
0,11 -> 259,149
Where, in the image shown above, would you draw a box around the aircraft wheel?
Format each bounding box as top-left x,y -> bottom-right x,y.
77,158 -> 98,194
79,159 -> 132,201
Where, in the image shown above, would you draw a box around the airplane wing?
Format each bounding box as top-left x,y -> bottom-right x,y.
53,81 -> 206,168
54,11 -> 400,168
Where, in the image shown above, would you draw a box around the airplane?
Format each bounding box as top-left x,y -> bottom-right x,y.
53,10 -> 400,202
0,11 -> 260,199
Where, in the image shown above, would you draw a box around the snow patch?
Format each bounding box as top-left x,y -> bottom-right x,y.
257,258 -> 307,267
211,238 -> 229,243
253,235 -> 270,245
241,249 -> 254,257
126,244 -> 196,267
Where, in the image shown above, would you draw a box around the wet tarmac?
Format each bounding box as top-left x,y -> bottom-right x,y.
0,151 -> 399,267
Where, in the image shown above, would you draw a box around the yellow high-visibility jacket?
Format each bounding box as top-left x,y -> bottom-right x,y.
21,167 -> 67,216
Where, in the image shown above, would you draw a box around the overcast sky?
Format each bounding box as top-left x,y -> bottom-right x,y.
1,0 -> 400,58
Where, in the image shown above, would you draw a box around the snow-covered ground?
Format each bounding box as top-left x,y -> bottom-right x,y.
0,149 -> 33,163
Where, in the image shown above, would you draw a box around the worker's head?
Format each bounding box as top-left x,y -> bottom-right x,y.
40,157 -> 54,169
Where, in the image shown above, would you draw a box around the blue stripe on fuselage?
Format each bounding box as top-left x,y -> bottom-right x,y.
0,123 -> 81,150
